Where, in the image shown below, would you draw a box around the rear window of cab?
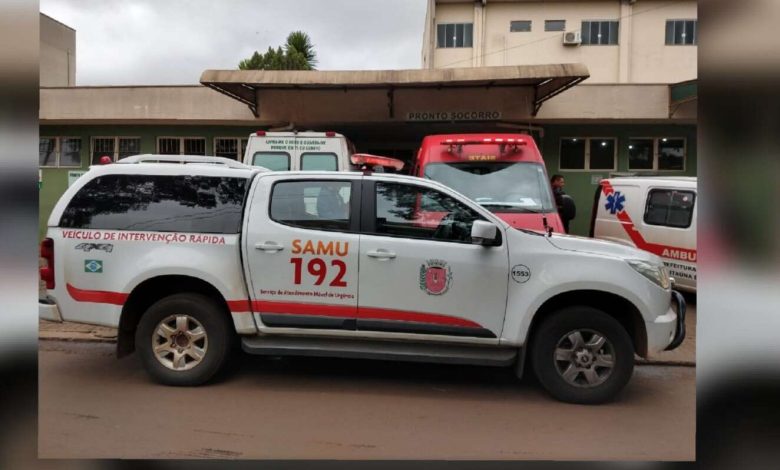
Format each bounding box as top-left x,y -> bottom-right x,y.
59,174 -> 248,233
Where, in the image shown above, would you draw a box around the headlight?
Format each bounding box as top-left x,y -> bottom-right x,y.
626,259 -> 670,290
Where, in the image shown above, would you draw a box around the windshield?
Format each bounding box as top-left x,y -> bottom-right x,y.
423,162 -> 555,213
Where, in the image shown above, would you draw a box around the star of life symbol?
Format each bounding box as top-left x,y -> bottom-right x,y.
605,191 -> 626,215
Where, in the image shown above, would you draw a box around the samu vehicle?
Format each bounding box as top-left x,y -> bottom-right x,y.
39,155 -> 685,404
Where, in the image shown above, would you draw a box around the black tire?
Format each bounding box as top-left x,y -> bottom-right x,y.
531,307 -> 634,404
136,293 -> 233,386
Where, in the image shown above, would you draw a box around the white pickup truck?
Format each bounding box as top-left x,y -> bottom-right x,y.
39,155 -> 685,404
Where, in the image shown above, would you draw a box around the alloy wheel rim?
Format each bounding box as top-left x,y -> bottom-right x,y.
553,329 -> 615,388
152,314 -> 208,371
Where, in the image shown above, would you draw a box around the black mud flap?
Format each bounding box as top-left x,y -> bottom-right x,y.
664,290 -> 687,351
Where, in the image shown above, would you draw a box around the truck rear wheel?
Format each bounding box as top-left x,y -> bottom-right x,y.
136,293 -> 232,386
531,307 -> 634,404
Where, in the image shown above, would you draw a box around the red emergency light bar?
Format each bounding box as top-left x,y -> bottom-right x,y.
440,137 -> 527,146
255,130 -> 266,136
350,153 -> 405,171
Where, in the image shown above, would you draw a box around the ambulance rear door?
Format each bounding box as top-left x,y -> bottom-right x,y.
296,133 -> 348,172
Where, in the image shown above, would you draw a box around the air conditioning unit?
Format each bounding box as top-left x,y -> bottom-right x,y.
563,31 -> 582,46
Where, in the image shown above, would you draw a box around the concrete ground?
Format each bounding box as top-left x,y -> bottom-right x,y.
38,297 -> 696,459
39,340 -> 694,460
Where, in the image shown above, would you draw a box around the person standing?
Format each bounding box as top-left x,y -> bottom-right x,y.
551,174 -> 565,208
550,174 -> 574,233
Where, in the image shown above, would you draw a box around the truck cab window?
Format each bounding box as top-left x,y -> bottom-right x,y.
59,174 -> 247,233
374,182 -> 484,243
270,180 -> 352,231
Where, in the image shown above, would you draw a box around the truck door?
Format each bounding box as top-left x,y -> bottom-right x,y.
243,174 -> 362,330
356,179 -> 509,340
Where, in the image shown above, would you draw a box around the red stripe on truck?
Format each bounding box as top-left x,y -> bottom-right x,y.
226,300 -> 252,312
252,300 -> 481,328
64,286 -> 484,329
66,283 -> 129,305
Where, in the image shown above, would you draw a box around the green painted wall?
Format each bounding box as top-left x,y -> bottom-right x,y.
538,124 -> 697,236
39,123 -> 697,239
38,125 -> 261,239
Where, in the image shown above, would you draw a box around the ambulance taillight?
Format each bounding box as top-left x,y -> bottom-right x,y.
40,238 -> 55,289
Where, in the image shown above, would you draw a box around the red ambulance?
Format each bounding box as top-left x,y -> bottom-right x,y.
411,134 -> 564,232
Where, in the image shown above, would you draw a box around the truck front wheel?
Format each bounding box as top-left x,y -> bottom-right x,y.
136,293 -> 233,386
531,307 -> 634,404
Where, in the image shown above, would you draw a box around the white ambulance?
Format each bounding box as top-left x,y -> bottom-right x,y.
243,130 -> 355,171
591,177 -> 697,292
39,155 -> 686,404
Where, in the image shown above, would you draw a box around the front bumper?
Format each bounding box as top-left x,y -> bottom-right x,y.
664,290 -> 687,351
646,290 -> 687,353
39,296 -> 63,322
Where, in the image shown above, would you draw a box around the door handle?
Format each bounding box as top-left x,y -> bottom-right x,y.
255,242 -> 284,252
367,249 -> 396,260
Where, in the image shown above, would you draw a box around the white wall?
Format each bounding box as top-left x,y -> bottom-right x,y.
426,0 -> 697,84
40,14 -> 76,87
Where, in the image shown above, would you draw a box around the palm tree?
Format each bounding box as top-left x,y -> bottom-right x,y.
284,31 -> 317,70
238,31 -> 317,71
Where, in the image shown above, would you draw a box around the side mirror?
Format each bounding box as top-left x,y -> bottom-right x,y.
471,220 -> 498,246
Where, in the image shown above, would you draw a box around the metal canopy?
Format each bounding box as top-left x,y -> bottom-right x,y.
199,64 -> 589,118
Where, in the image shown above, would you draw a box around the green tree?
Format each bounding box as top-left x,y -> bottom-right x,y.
239,31 -> 317,70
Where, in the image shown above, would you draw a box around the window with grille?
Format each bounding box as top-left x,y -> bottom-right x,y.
92,137 -> 141,164
214,137 -> 248,160
39,137 -> 57,167
157,137 -> 206,155
581,20 -> 619,45
118,138 -> 141,159
158,138 -> 180,155
39,137 -> 82,167
184,138 -> 205,155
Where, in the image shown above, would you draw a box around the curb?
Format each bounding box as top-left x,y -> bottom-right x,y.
38,334 -> 697,367
637,359 -> 695,367
39,333 -> 117,344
